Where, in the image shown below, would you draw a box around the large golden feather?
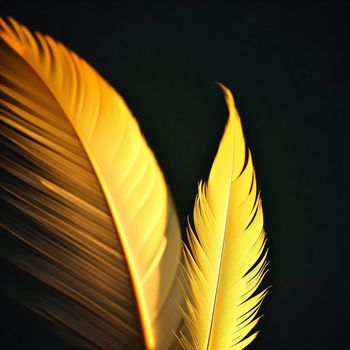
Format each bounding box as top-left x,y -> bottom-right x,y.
178,85 -> 269,350
0,18 -> 183,349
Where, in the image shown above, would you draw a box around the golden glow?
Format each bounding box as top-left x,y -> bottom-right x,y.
0,16 -> 269,350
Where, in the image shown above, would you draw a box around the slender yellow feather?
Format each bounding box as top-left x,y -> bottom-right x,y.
178,85 -> 268,350
0,18 -> 183,349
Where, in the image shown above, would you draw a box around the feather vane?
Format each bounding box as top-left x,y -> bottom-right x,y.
0,17 -> 183,349
178,85 -> 269,350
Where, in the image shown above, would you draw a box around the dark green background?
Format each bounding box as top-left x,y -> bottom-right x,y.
0,1 -> 349,349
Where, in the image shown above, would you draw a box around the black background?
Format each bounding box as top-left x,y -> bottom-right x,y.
0,1 -> 349,349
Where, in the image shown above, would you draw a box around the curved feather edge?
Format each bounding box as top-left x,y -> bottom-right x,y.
0,17 -> 183,349
177,85 -> 269,350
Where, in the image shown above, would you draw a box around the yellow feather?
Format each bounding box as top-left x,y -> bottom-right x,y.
178,85 -> 269,350
0,17 -> 183,349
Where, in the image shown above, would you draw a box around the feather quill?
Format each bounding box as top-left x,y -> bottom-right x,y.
178,85 -> 269,350
0,18 -> 183,349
